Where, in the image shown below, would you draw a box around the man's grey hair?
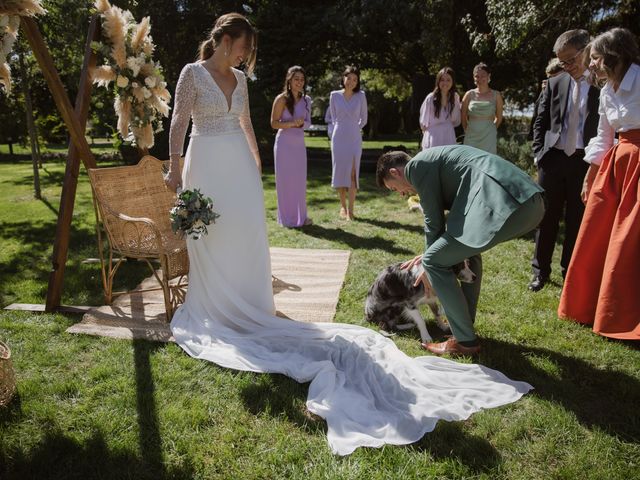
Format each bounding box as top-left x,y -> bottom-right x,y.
553,29 -> 591,54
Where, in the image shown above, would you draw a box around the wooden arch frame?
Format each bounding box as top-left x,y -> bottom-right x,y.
5,14 -> 102,312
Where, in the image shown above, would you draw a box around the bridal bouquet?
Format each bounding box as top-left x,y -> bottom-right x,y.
170,189 -> 220,240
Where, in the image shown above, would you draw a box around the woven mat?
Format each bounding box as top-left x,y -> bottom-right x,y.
66,247 -> 351,342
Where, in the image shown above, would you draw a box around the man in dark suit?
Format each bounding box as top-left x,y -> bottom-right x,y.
530,29 -> 600,291
377,146 -> 545,356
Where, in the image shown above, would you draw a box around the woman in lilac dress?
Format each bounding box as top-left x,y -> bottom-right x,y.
270,66 -> 312,227
419,67 -> 461,149
329,66 -> 368,220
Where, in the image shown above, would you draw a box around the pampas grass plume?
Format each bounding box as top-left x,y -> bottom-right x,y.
103,6 -> 127,68
94,0 -> 110,14
0,62 -> 11,93
90,65 -> 116,87
130,16 -> 149,54
0,0 -> 46,16
114,97 -> 131,137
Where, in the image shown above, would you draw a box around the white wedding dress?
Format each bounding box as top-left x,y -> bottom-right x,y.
168,62 -> 532,456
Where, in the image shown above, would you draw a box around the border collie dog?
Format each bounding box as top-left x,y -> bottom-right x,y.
364,261 -> 476,343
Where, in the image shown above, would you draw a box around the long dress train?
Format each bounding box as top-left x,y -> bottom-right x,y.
168,62 -> 532,456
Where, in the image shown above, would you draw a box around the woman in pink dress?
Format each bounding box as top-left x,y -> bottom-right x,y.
419,67 -> 461,149
329,66 -> 368,220
270,66 -> 312,227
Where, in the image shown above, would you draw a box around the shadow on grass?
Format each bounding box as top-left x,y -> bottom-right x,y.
0,221 -> 151,307
0,340 -> 186,479
0,428 -> 195,480
132,340 -> 168,478
301,224 -> 413,255
5,166 -> 67,187
480,338 -> 640,442
239,374 -> 327,436
39,196 -> 59,216
238,363 -> 501,473
357,217 -> 424,235
412,421 -> 502,473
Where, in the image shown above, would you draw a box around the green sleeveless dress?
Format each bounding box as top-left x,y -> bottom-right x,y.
463,90 -> 497,154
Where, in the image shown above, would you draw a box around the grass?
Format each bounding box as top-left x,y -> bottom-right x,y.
0,138 -> 118,156
1,159 -> 639,479
305,133 -> 420,151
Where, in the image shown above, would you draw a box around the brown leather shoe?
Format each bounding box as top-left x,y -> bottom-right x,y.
421,338 -> 481,357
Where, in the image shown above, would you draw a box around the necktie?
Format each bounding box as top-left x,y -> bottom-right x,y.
564,76 -> 584,157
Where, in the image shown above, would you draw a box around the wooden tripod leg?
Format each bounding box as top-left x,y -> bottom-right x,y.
26,15 -> 101,311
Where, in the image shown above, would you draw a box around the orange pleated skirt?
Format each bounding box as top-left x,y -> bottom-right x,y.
558,129 -> 640,340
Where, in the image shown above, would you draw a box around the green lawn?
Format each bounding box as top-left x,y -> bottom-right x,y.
0,138 -> 118,157
305,133 -> 420,151
0,159 -> 638,479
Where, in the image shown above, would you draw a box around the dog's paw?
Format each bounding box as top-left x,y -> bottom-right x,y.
378,330 -> 397,338
420,335 -> 433,344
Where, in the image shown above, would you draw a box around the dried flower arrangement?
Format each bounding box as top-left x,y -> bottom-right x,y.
0,0 -> 46,93
91,0 -> 171,150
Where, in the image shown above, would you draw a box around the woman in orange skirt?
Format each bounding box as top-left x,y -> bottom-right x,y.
558,28 -> 640,340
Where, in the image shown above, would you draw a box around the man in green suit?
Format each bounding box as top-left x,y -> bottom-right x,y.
376,145 -> 545,356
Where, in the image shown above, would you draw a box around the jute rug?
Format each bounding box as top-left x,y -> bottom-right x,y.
66,247 -> 351,342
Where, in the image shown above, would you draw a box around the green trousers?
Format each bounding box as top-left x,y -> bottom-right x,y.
422,193 -> 545,343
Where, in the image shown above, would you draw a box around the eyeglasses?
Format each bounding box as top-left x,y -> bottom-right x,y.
557,48 -> 584,68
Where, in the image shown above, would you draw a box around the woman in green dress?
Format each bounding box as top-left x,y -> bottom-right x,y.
461,63 -> 503,153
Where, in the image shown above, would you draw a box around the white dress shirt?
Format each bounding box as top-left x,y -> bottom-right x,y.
555,70 -> 591,152
585,63 -> 640,165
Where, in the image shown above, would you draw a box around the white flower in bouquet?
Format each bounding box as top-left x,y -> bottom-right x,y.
144,76 -> 156,88
126,56 -> 141,76
116,74 -> 129,88
142,86 -> 151,99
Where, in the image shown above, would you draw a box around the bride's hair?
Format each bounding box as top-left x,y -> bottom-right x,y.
432,67 -> 458,119
198,13 -> 257,75
282,66 -> 309,115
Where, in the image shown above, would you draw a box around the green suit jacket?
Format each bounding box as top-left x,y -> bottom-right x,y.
405,145 -> 544,248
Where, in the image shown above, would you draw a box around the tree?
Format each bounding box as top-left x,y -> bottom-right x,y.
0,89 -> 26,159
462,0 -> 638,106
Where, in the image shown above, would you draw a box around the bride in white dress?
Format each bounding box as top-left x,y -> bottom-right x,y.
164,13 -> 532,456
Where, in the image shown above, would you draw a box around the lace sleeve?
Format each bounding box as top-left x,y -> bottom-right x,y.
238,73 -> 261,168
169,64 -> 196,162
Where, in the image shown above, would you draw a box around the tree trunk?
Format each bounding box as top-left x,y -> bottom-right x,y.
35,130 -> 42,167
19,51 -> 41,199
8,143 -> 14,159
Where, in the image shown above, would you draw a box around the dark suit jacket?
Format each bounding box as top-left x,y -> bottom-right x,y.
405,145 -> 544,249
532,72 -> 600,162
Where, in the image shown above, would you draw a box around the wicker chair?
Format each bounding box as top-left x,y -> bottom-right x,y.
88,155 -> 188,321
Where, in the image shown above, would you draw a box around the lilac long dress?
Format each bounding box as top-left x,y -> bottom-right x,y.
274,95 -> 312,227
329,90 -> 368,188
419,92 -> 461,149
